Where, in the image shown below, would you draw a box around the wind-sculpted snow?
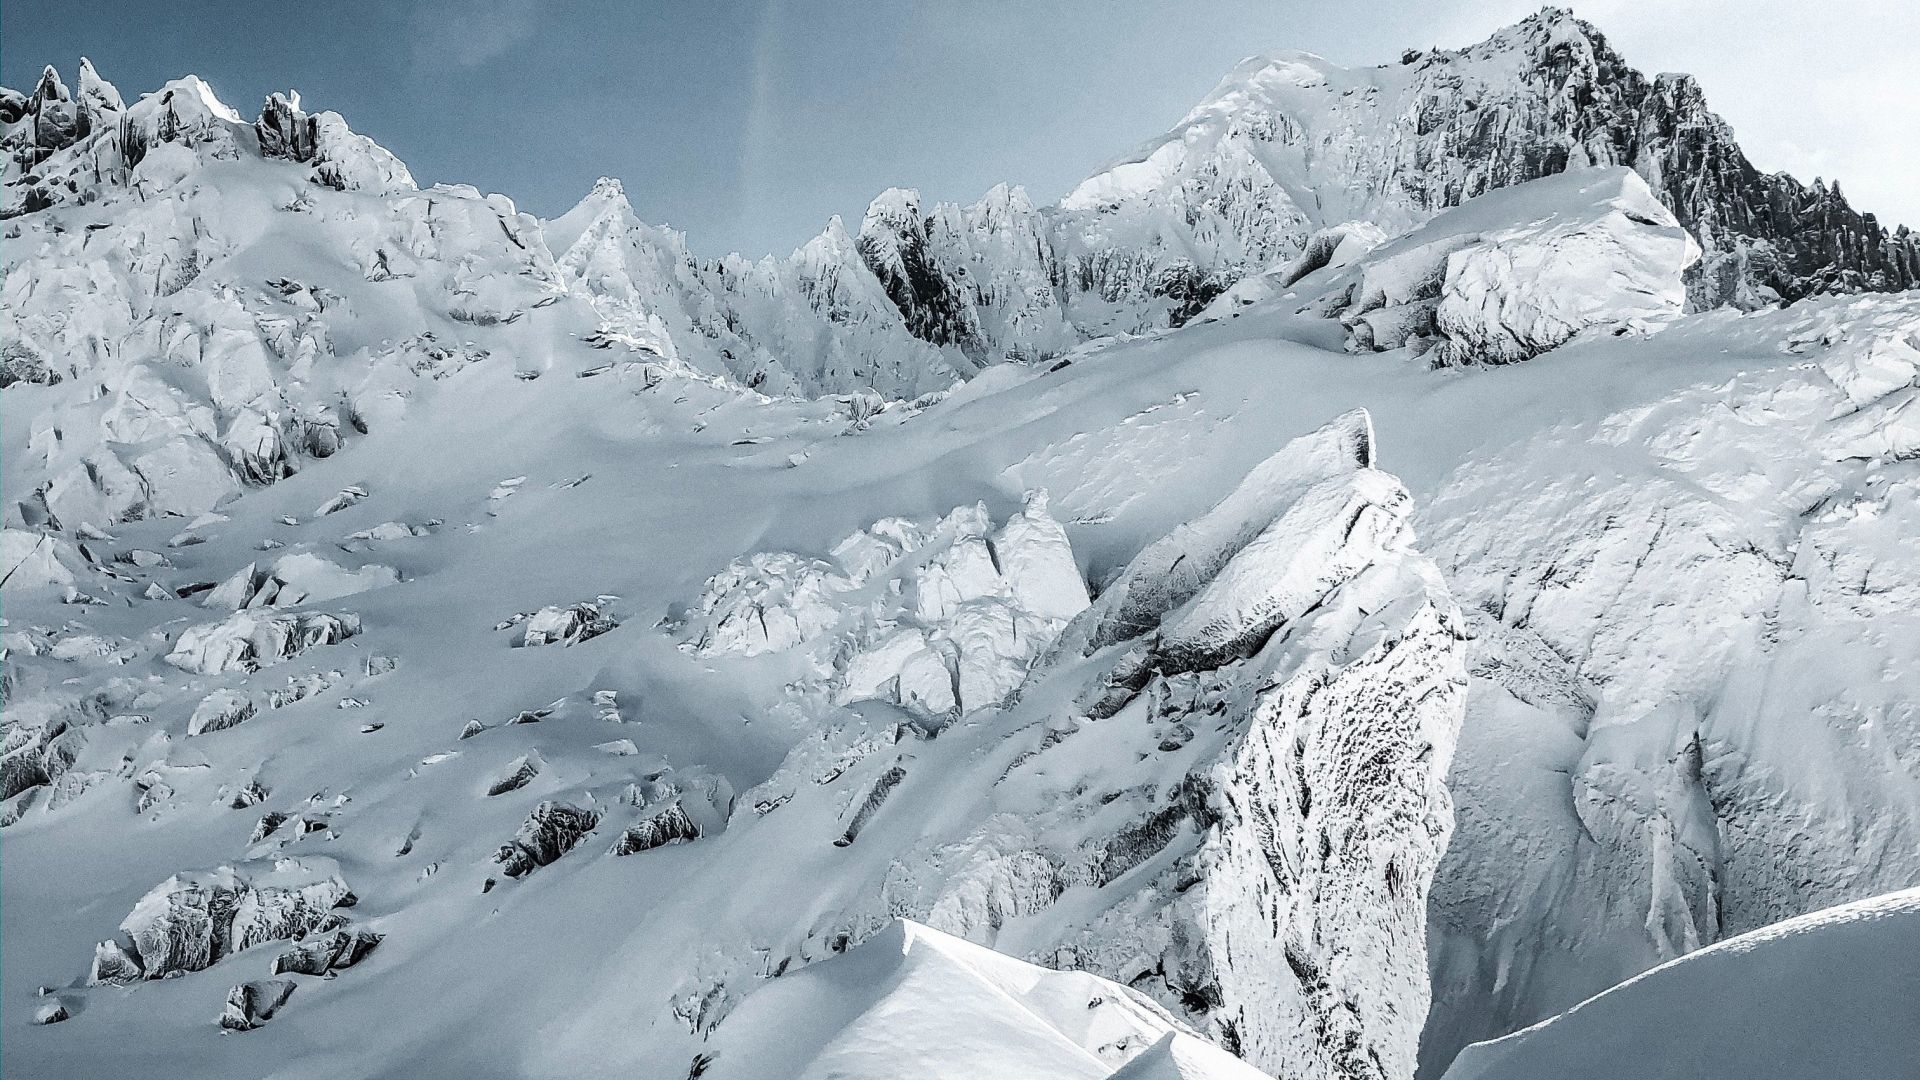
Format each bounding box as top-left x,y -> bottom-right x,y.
1307,168 -> 1699,365
3,21 -> 1917,1080
203,552 -> 398,610
702,919 -> 1270,1080
1058,409 -> 1378,657
1441,888 -> 1920,1080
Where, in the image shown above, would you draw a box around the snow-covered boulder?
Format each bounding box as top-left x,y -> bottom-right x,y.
1,529 -> 84,591
612,769 -> 736,856
520,603 -> 615,647
89,858 -> 353,982
165,609 -> 360,674
494,801 -> 599,878
186,688 -> 256,736
1310,168 -> 1699,364
270,927 -> 382,976
219,979 -> 295,1031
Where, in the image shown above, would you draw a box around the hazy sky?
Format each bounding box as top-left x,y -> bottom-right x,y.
5,1 -> 1915,256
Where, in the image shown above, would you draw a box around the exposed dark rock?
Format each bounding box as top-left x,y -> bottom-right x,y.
486,752 -> 542,797
612,803 -> 701,855
494,801 -> 598,877
856,189 -> 984,355
270,927 -> 382,976
833,763 -> 907,847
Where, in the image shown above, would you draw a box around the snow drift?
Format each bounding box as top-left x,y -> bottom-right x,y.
1441,888 -> 1920,1080
703,918 -> 1269,1080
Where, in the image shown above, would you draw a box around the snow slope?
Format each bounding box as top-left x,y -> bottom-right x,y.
1441,888 -> 1920,1080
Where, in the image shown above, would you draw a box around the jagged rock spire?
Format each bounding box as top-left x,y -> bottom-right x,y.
74,57 -> 124,140
27,65 -> 77,151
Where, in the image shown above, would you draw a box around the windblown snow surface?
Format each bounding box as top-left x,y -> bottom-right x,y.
1442,888 -> 1920,1080
5,11 -> 1920,1080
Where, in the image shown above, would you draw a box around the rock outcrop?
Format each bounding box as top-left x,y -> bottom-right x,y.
253,91 -> 413,194
165,610 -> 360,674
494,801 -> 599,878
270,927 -> 383,976
89,859 -> 354,983
220,979 -> 295,1031
1061,8 -> 1917,314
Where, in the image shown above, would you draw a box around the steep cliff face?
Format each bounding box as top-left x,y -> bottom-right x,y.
854,184 -> 1079,363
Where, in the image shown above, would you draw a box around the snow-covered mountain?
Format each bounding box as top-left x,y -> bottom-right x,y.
8,8 -> 1911,405
853,5 -> 1919,360
4,10 -> 1917,1080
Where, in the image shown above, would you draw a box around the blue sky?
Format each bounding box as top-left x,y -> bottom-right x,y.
6,1 -> 1915,255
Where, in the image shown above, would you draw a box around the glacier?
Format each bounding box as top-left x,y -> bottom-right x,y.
3,10 -> 1918,1080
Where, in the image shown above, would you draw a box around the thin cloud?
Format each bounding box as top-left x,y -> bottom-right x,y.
410,0 -> 546,69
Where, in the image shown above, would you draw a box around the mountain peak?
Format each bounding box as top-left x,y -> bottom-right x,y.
165,74 -> 244,123
75,58 -> 123,109
32,64 -> 69,105
588,175 -> 627,201
862,186 -> 923,229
